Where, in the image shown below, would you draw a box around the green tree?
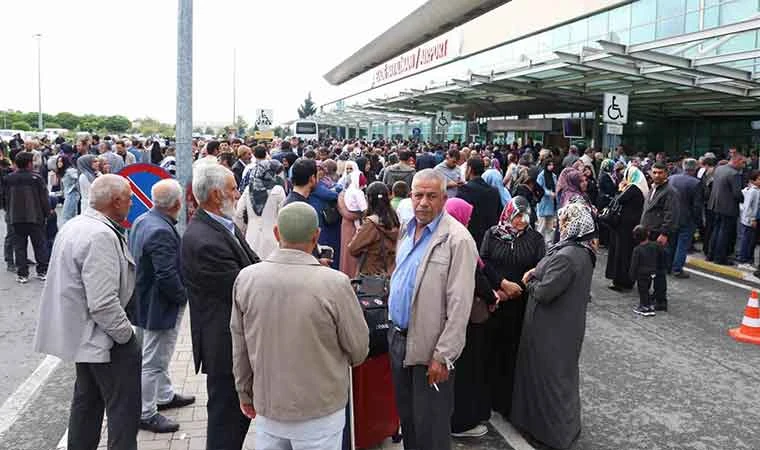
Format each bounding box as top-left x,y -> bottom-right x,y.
45,122 -> 62,129
297,92 -> 317,119
54,112 -> 80,130
102,115 -> 131,133
235,115 -> 248,136
22,112 -> 39,129
273,125 -> 285,138
204,126 -> 215,135
11,121 -> 31,131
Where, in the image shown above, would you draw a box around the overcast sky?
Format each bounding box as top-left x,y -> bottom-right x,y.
0,0 -> 425,127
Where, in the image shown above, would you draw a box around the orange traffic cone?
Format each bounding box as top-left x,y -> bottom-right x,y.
729,290 -> 760,345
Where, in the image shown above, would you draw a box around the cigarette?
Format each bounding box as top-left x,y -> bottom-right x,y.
432,383 -> 440,392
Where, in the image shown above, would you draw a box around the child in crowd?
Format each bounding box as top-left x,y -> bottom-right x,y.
390,180 -> 409,210
630,225 -> 667,317
737,170 -> 760,266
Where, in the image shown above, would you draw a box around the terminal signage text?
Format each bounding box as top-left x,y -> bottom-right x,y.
372,31 -> 461,87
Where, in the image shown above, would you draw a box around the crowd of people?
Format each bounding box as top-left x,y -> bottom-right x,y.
0,129 -> 754,450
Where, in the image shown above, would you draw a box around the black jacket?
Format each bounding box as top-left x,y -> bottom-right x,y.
640,181 -> 679,236
181,208 -> 259,375
128,209 -> 186,331
4,169 -> 49,225
456,177 -> 502,247
630,241 -> 667,280
415,152 -> 437,170
232,159 -> 246,187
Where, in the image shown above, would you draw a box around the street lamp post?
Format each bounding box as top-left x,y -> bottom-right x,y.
176,0 -> 193,233
33,34 -> 42,131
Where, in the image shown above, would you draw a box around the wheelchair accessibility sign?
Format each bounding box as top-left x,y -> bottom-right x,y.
603,93 -> 628,125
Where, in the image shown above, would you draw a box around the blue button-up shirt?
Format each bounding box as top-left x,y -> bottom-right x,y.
206,210 -> 235,236
388,213 -> 444,329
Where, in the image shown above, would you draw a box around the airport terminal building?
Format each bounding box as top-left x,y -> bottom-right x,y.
316,0 -> 760,156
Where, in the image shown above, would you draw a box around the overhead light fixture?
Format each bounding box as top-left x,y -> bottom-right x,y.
635,121 -> 644,126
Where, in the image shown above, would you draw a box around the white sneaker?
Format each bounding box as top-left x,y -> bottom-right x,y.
452,424 -> 488,438
738,263 -> 755,271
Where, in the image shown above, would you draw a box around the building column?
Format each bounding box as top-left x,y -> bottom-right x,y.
403,119 -> 410,140
384,121 -> 390,140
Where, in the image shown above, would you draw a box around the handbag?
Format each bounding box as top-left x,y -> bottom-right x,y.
599,194 -> 623,227
352,222 -> 391,357
321,200 -> 341,225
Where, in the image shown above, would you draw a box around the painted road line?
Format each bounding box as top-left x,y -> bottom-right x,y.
489,412 -> 535,450
684,267 -> 756,291
56,430 -> 67,449
0,355 -> 61,437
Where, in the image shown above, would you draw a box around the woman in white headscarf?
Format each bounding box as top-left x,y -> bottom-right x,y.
605,165 -> 647,291
337,160 -> 367,277
234,160 -> 286,260
511,202 -> 596,450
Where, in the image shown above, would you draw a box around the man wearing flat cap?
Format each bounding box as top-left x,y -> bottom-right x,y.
231,202 -> 369,448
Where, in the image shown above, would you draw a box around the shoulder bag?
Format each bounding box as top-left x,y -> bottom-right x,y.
352,221 -> 391,357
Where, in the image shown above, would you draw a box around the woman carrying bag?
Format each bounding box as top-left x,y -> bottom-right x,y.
348,182 -> 399,278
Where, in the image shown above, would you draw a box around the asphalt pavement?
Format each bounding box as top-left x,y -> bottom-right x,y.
0,232 -> 759,449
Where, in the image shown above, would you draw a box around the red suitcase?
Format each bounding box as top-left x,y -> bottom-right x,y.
351,353 -> 401,449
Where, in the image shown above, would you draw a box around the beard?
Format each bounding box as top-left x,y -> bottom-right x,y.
222,195 -> 236,218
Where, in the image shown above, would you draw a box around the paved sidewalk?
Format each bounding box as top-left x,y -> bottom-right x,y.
92,311 -> 406,450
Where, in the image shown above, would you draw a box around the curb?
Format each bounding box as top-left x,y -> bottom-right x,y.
685,257 -> 746,280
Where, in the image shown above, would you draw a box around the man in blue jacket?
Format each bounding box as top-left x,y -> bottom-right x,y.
129,178 -> 195,433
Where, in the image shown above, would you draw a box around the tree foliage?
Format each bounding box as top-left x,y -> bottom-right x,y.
0,109 -> 133,134
11,121 -> 31,131
297,92 -> 317,119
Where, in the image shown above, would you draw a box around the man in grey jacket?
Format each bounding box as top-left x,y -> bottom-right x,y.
388,169 -> 478,450
34,174 -> 139,450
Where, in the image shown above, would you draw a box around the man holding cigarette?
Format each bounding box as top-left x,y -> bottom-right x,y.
387,169 -> 478,450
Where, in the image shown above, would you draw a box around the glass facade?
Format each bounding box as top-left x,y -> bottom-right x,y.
322,0 -> 759,153
325,0 -> 760,115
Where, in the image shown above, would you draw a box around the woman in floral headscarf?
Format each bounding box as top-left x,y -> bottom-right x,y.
605,165 -> 646,291
555,167 -> 589,209
480,196 -> 545,420
511,202 -> 596,450
234,159 -> 286,260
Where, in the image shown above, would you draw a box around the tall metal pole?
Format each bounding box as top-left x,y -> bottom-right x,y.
176,0 -> 193,233
33,34 -> 42,130
232,48 -> 237,132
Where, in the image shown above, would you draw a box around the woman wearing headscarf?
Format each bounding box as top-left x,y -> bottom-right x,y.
483,163 -> 511,208
556,167 -> 589,209
308,160 -> 341,269
480,196 -> 546,420
597,159 -> 618,247
337,162 -> 367,277
58,154 -> 80,223
234,159 -> 286,260
77,155 -> 100,213
582,163 -> 598,206
348,182 -> 399,277
511,170 -> 541,228
510,202 -> 596,450
536,159 -> 558,247
445,197 -> 499,438
605,165 -> 647,291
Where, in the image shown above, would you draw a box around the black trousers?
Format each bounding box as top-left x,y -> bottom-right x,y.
389,328 -> 454,450
709,214 -> 737,264
3,211 -> 15,264
12,222 -> 48,277
206,373 -> 250,450
68,334 -> 141,450
451,323 -> 489,433
636,274 -> 666,307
